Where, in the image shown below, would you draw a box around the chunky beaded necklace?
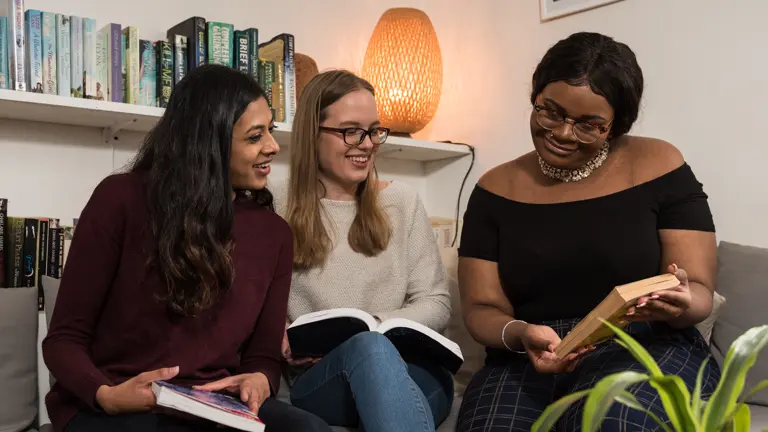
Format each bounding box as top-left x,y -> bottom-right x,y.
537,140 -> 610,183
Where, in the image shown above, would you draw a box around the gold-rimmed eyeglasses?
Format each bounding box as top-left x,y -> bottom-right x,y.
533,105 -> 613,144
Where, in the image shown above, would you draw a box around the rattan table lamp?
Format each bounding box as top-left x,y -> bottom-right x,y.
361,8 -> 443,137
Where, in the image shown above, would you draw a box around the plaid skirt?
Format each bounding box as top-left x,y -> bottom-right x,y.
456,319 -> 720,432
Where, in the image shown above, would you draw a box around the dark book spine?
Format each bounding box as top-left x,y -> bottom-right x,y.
0,198 -> 6,287
234,30 -> 249,74
47,219 -> 60,278
10,218 -> 23,286
37,218 -> 48,309
156,40 -> 172,107
246,28 -> 258,83
173,35 -> 187,85
57,228 -> 64,277
193,17 -> 206,68
22,218 -> 39,288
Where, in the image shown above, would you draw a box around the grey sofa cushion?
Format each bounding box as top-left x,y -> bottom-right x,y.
41,276 -> 61,389
711,241 -> 768,406
0,287 -> 39,432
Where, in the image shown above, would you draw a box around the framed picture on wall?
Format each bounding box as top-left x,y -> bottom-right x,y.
539,0 -> 625,22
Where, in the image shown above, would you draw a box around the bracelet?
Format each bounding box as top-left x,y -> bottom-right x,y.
502,319 -> 528,353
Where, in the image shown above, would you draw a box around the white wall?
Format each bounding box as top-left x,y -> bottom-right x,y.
419,0 -> 768,248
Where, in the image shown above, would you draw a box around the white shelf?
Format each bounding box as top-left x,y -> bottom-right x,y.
0,89 -> 471,162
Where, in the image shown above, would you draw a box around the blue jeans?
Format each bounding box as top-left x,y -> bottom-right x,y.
289,331 -> 454,432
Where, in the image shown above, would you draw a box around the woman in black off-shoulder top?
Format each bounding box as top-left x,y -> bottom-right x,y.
456,32 -> 720,432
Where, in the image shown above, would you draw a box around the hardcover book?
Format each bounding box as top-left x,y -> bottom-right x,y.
207,22 -> 233,67
234,30 -> 249,74
155,40 -> 172,107
172,34 -> 187,85
287,308 -> 464,374
166,17 -> 206,71
258,34 -> 295,124
152,381 -> 265,432
24,9 -> 42,92
554,273 -> 681,358
246,28 -> 258,82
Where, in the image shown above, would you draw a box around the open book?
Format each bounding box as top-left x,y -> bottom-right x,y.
554,273 -> 681,358
151,381 -> 265,432
287,308 -> 464,374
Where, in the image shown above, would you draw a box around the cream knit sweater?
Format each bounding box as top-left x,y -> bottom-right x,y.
273,181 -> 451,333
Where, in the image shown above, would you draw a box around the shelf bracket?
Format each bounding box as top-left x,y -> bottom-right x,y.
103,118 -> 138,144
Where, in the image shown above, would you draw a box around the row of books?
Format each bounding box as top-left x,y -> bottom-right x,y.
0,198 -> 76,310
0,0 -> 297,123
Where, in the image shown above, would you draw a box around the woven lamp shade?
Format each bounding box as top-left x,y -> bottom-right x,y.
361,8 -> 443,135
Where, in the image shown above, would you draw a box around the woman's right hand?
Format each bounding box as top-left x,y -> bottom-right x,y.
521,324 -> 594,374
95,366 -> 179,414
281,325 -> 321,367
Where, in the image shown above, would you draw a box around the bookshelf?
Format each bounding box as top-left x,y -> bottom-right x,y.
0,89 -> 471,162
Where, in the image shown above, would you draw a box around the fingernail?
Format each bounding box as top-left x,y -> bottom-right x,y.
651,295 -> 659,299
626,311 -> 634,316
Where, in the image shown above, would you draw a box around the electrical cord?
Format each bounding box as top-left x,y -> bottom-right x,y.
438,141 -> 476,247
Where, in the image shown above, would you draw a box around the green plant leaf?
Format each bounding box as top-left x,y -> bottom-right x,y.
739,378 -> 768,404
730,403 -> 751,432
692,357 -> 709,421
702,325 -> 768,430
532,389 -> 591,432
601,319 -> 663,378
582,371 -> 649,432
615,391 -> 673,432
649,375 -> 697,432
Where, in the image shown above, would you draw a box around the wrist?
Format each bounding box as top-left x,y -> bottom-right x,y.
95,385 -> 114,414
502,319 -> 528,352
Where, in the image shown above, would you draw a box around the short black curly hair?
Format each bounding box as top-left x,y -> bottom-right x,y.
530,32 -> 644,139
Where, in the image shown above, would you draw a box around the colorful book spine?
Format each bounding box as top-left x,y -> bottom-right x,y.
83,18 -> 97,99
7,217 -> 23,287
207,22 -> 233,67
260,59 -> 274,118
24,10 -> 43,93
100,23 -> 121,102
41,12 -> 56,95
56,14 -> 71,97
166,17 -> 206,71
246,28 -> 258,83
121,33 -> 125,102
94,25 -> 108,100
155,40 -> 172,107
173,34 -> 187,85
0,17 -> 8,90
8,0 -> 26,91
234,30 -> 249,74
139,39 -> 156,106
70,16 -> 83,98
0,198 -> 6,287
123,27 -> 139,104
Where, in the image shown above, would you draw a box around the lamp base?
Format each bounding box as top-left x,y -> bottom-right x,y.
390,132 -> 413,139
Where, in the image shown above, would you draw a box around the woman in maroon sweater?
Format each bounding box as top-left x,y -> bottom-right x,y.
42,65 -> 331,432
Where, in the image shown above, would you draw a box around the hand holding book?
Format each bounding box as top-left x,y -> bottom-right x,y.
193,372 -> 270,415
95,366 -> 180,414
282,322 -> 321,366
520,324 -> 595,374
624,264 -> 691,323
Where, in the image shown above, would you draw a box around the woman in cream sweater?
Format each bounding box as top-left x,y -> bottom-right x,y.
274,70 -> 454,432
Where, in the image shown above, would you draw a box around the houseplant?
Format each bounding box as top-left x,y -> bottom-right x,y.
532,321 -> 768,432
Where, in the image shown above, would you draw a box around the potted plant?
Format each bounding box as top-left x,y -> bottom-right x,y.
532,321 -> 768,432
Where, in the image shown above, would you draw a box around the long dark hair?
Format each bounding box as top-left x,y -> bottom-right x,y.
130,64 -> 270,316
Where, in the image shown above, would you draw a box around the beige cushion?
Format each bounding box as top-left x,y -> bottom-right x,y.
440,247 -> 485,397
0,287 -> 39,432
694,291 -> 726,343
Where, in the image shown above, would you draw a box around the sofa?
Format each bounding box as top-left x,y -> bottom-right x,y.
1,240 -> 765,432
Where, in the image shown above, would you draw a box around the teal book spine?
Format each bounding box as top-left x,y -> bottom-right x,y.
207,22 -> 233,67
24,10 -> 42,93
234,30 -> 249,74
0,17 -> 8,90
246,28 -> 258,82
69,15 -> 83,97
83,18 -> 97,99
41,12 -> 56,94
138,39 -> 155,106
56,14 -> 71,97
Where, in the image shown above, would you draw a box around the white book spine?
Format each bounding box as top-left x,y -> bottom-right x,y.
41,12 -> 56,95
8,0 -> 26,91
70,16 -> 83,97
56,14 -> 70,97
94,26 -> 107,101
25,10 -> 43,93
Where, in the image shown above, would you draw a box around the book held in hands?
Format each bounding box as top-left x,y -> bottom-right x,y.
287,308 -> 464,374
554,273 -> 681,358
151,381 -> 265,432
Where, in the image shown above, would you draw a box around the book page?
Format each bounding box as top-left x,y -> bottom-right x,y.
288,308 -> 377,331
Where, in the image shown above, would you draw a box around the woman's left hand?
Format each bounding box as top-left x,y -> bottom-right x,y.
624,264 -> 692,322
193,373 -> 270,414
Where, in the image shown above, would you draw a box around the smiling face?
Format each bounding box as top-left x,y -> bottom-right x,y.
317,89 -> 379,195
230,97 -> 279,190
531,81 -> 615,170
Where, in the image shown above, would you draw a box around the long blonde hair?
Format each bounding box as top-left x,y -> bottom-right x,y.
286,70 -> 391,269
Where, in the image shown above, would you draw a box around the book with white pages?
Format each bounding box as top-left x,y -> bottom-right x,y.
287,308 -> 464,374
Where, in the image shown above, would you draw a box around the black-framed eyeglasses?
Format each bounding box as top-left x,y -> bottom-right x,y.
319,126 -> 390,147
533,105 -> 613,144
